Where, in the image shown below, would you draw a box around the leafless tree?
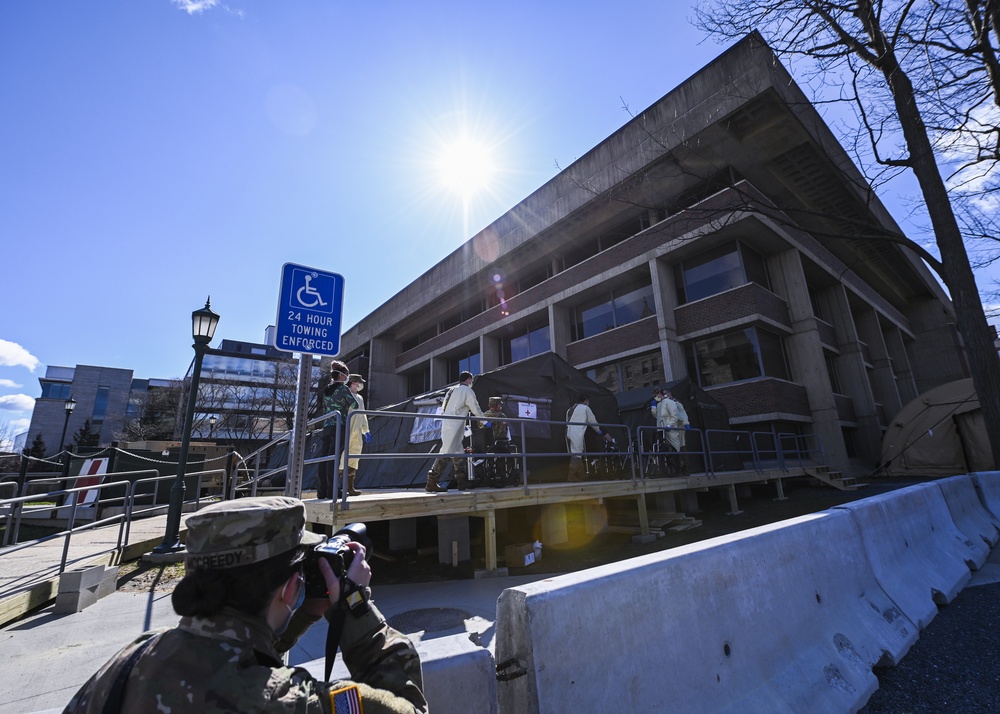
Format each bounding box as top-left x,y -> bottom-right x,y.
695,1 -> 1000,465
116,382 -> 184,442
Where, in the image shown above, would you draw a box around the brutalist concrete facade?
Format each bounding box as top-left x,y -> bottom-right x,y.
338,34 -> 966,476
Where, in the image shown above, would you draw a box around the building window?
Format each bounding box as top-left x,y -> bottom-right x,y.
825,351 -> 842,394
407,368 -> 430,397
572,283 -> 655,341
687,327 -> 789,387
448,351 -> 481,382
678,241 -> 770,303
92,387 -> 110,421
585,350 -> 664,393
501,323 -> 550,365
519,265 -> 551,292
40,382 -> 72,400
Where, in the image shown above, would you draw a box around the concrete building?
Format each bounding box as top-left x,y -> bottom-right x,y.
337,34 -> 967,476
27,365 -> 137,455
191,334 -> 300,446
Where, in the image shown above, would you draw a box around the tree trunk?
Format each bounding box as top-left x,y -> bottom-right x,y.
862,5 -> 1000,467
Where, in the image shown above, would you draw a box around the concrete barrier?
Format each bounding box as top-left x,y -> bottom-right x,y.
53,565 -> 118,614
936,475 -> 999,556
970,471 -> 1000,521
833,482 -> 973,630
494,509 -> 915,714
307,631 -> 498,714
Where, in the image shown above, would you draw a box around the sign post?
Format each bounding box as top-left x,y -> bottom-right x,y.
274,263 -> 345,498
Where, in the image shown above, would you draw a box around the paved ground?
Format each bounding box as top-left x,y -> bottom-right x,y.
859,547 -> 1000,713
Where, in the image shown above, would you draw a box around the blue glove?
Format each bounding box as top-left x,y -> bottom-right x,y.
684,424 -> 691,430
364,432 -> 371,442
651,399 -> 657,408
483,421 -> 492,428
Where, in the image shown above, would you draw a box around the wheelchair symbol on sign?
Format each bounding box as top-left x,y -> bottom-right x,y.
296,273 -> 328,309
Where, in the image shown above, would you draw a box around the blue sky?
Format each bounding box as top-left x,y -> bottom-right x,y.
0,1 -> 995,445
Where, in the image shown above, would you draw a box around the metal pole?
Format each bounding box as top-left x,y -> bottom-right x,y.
285,355 -> 313,498
153,342 -> 207,553
59,411 -> 71,454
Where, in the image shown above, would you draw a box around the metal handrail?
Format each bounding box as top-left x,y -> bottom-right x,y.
333,409 -> 635,502
0,467 -> 223,574
704,428 -> 758,476
636,425 -> 706,478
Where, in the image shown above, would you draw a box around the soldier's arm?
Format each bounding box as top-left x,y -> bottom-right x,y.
336,600 -> 427,713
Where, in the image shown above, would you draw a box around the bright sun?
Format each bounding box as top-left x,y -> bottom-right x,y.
437,136 -> 495,197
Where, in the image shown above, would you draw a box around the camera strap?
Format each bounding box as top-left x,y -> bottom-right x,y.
101,633 -> 158,714
324,608 -> 346,681
323,576 -> 371,681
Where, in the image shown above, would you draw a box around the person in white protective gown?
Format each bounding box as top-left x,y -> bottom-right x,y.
565,393 -> 612,482
425,371 -> 485,492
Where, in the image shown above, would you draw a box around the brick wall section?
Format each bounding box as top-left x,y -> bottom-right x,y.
675,283 -> 791,337
566,316 -> 660,365
706,379 -> 812,420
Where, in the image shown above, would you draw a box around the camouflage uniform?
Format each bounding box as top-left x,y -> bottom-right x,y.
63,497 -> 427,714
482,397 -> 508,443
320,381 -> 355,498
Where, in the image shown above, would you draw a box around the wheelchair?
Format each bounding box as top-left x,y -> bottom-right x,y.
644,435 -> 688,479
483,438 -> 523,488
588,439 -> 632,480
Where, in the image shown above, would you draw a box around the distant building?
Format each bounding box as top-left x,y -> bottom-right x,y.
191,335 -> 300,446
22,330 -> 312,457
337,34 -> 967,476
26,365 -> 137,455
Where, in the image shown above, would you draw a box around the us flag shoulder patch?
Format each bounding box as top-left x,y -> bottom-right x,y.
329,683 -> 363,714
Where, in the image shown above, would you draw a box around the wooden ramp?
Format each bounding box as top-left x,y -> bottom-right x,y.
304,467 -> 806,572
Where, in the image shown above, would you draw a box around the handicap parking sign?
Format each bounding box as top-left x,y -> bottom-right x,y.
274,263 -> 345,356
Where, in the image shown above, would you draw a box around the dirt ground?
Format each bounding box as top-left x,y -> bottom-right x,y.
113,475 -> 916,593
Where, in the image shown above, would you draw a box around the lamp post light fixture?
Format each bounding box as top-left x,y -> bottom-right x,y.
59,396 -> 77,452
154,298 -> 220,554
208,414 -> 217,440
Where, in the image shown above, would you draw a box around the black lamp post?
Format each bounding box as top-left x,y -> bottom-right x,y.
208,414 -> 217,440
154,298 -> 220,554
59,396 -> 77,452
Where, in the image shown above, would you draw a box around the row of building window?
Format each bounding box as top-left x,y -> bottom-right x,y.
401,239 -> 790,396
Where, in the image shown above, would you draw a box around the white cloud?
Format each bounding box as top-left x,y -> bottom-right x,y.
0,378 -> 22,389
172,0 -> 219,13
0,340 -> 39,371
0,394 -> 36,412
9,417 -> 30,433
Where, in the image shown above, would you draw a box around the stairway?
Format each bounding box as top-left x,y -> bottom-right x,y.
803,465 -> 869,491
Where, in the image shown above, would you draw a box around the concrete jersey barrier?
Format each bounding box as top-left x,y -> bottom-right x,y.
935,475 -> 999,555
970,471 -> 1000,522
494,509 -> 916,714
833,482 -> 974,630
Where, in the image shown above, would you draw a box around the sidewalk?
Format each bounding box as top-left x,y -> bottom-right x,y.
0,512 -> 191,627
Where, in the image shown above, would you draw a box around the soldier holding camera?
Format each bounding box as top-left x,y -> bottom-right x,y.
64,497 -> 427,713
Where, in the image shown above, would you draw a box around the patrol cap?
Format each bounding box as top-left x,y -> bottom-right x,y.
184,496 -> 325,571
489,396 -> 503,406
348,374 -> 366,384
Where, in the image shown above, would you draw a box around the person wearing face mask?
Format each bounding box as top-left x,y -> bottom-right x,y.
63,497 -> 427,714
651,386 -> 691,476
339,374 -> 370,497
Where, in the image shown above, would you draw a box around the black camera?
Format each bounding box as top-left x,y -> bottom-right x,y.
303,522 -> 371,599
